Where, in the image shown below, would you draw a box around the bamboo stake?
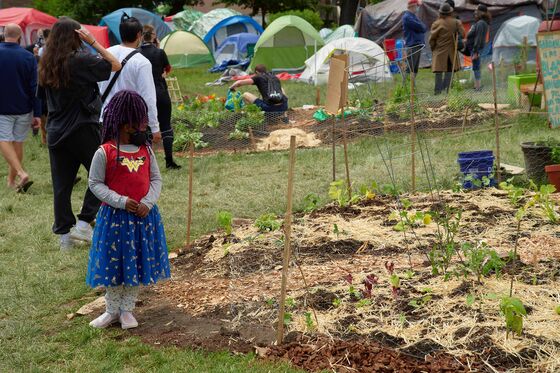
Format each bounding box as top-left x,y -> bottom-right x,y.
248,127 -> 256,150
186,142 -> 194,249
316,87 -> 321,106
410,73 -> 417,192
276,136 -> 297,345
491,62 -> 502,184
448,33 -> 460,94
332,118 -> 336,181
342,110 -> 352,198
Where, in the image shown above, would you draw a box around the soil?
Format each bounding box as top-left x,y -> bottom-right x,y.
83,189 -> 560,372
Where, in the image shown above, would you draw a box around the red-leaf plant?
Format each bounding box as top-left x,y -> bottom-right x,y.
345,273 -> 378,299
385,261 -> 401,299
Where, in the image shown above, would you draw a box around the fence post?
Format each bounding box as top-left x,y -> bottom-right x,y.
491,62 -> 502,184
186,142 -> 194,249
410,73 -> 417,192
342,109 -> 352,198
277,136 -> 297,345
332,118 -> 336,181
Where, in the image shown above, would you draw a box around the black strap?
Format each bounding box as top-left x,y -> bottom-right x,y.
101,49 -> 140,103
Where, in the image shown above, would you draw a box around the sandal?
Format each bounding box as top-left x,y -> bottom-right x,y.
16,180 -> 33,194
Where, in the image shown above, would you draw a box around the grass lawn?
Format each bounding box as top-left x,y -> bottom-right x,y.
0,66 -> 557,372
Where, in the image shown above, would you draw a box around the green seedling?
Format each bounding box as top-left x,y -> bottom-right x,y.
283,312 -> 293,326
499,178 -> 525,207
254,213 -> 282,232
461,241 -> 505,282
428,207 -> 462,277
466,293 -> 476,307
285,297 -> 296,309
329,180 -> 359,207
388,198 -> 432,232
302,193 -> 320,213
304,312 -> 315,331
332,298 -> 342,308
500,296 -> 527,338
555,305 -> 560,315
216,211 -> 233,236
356,299 -> 372,308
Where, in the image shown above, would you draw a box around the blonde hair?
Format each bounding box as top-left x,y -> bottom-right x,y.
142,24 -> 155,43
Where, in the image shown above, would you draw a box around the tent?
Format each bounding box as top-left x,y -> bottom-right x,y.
214,33 -> 260,65
172,8 -> 203,31
203,15 -> 264,55
299,37 -> 392,85
82,25 -> 110,48
100,8 -> 171,45
324,25 -> 356,43
319,28 -> 333,39
190,9 -> 241,39
160,31 -> 214,68
249,15 -> 324,72
0,7 -> 57,45
492,15 -> 540,63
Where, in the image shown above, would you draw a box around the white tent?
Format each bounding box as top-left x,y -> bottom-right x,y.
319,28 -> 333,39
299,37 -> 392,85
492,15 -> 540,64
324,25 -> 356,43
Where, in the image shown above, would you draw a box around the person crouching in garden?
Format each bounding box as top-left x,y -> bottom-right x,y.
465,5 -> 490,91
429,3 -> 464,95
86,90 -> 170,329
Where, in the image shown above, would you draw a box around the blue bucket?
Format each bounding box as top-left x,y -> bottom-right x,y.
457,150 -> 496,189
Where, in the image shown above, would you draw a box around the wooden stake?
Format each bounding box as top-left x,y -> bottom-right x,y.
332,118 -> 336,181
448,33 -> 460,94
248,127 -> 256,150
276,136 -> 297,345
410,73 -> 417,192
491,62 -> 502,184
186,142 -> 194,249
316,87 -> 321,106
342,110 -> 352,198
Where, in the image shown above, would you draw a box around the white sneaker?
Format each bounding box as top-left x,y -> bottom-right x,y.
60,234 -> 80,252
89,312 -> 119,328
119,311 -> 139,329
70,223 -> 93,243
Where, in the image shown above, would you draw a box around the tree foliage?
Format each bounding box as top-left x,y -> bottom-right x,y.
269,9 -> 323,30
215,0 -> 318,27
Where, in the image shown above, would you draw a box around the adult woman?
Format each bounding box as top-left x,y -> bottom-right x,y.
39,17 -> 121,250
429,3 -> 464,95
139,25 -> 180,169
465,5 -> 490,91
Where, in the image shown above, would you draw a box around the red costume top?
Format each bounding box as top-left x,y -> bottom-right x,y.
101,142 -> 150,203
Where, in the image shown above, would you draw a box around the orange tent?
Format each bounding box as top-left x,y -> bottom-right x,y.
0,7 -> 57,45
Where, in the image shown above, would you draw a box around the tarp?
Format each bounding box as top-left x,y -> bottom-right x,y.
160,30 -> 214,68
172,8 -> 203,31
214,32 -> 260,65
324,25 -> 356,43
203,15 -> 264,54
249,15 -> 324,72
82,25 -> 110,48
356,0 -> 543,66
299,37 -> 392,85
493,15 -> 540,63
0,7 -> 57,45
190,9 -> 241,39
100,8 -> 171,45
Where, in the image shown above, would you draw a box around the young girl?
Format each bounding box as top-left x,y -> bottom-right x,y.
86,90 -> 171,329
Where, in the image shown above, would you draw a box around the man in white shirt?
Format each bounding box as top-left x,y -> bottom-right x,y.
98,14 -> 161,143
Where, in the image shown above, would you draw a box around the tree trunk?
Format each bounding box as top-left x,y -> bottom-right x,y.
261,4 -> 267,29
339,0 -> 360,25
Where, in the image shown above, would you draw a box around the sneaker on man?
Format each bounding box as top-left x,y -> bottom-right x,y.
70,221 -> 93,243
60,233 -> 80,252
119,311 -> 139,329
90,312 -> 119,328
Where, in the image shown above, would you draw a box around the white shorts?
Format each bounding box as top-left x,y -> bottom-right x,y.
0,113 -> 32,142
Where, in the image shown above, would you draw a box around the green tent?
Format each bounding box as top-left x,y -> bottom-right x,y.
249,15 -> 324,72
160,31 -> 214,68
172,8 -> 203,31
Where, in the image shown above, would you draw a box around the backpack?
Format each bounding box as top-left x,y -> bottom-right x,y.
264,73 -> 284,105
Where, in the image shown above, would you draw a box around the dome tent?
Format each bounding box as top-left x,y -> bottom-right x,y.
249,15 -> 324,72
100,8 -> 171,45
214,33 -> 260,65
190,8 -> 241,39
324,25 -> 356,43
0,7 -> 56,45
299,37 -> 392,85
172,8 -> 203,31
203,15 -> 263,55
319,28 -> 333,39
492,15 -> 541,64
160,31 -> 214,68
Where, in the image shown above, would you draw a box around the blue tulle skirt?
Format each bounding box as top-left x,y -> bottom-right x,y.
86,204 -> 171,288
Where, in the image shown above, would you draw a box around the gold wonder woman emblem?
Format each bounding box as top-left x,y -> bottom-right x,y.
118,156 -> 146,172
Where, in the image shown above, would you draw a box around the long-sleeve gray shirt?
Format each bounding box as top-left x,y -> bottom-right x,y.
88,144 -> 162,210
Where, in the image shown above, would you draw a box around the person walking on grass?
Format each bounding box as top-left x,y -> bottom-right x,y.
403,0 -> 427,81
99,14 -> 162,144
429,3 -> 464,95
0,24 -> 41,193
39,17 -> 121,250
139,24 -> 180,169
464,5 -> 490,91
87,90 -> 171,329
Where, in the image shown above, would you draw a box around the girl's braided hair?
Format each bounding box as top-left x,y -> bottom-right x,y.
101,90 -> 148,144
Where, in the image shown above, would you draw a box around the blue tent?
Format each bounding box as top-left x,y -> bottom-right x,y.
203,15 -> 263,55
214,32 -> 260,65
100,8 -> 171,45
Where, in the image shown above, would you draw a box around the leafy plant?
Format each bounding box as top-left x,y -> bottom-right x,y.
361,274 -> 379,298
531,183 -> 559,224
385,262 -> 400,299
461,241 -> 505,283
255,213 -> 282,232
500,296 -> 527,338
555,305 -> 560,315
302,193 -> 321,213
304,312 -> 315,331
356,299 -> 372,308
409,293 -> 432,309
233,104 -> 265,138
388,198 -> 432,232
344,273 -> 360,299
329,180 -> 359,207
358,181 -> 378,200
283,312 -> 293,326
428,207 -> 462,278
499,178 -> 525,207
466,293 -> 476,307
216,211 -> 233,236
332,298 -> 342,308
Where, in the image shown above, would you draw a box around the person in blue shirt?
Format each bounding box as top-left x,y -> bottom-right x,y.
402,0 -> 427,80
0,24 -> 41,193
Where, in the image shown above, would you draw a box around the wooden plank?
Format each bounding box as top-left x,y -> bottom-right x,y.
501,163 -> 525,175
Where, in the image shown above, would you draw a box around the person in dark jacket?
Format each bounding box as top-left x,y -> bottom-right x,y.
402,0 -> 427,79
139,24 -> 180,169
465,5 -> 490,91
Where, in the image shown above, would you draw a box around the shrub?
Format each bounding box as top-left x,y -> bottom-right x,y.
269,9 -> 323,30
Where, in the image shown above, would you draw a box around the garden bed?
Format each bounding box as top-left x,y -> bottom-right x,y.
94,188 -> 560,372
